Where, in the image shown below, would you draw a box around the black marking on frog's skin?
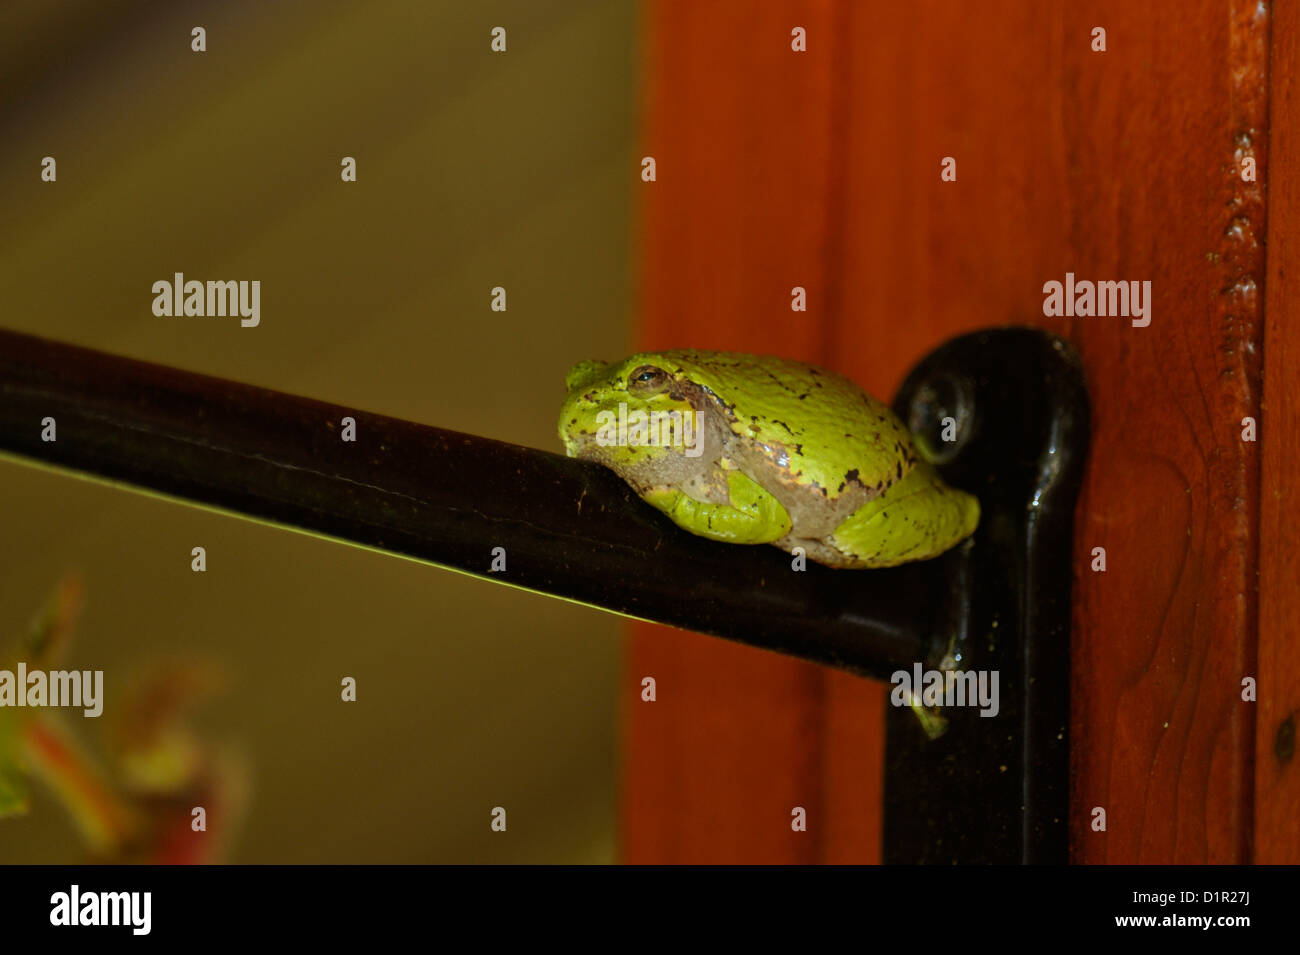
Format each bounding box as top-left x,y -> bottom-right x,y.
695,382 -> 735,417
798,393 -> 810,400
895,461 -> 903,479
771,418 -> 796,436
762,369 -> 805,396
793,443 -> 803,455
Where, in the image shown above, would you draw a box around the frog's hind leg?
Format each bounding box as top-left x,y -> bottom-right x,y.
643,470 -> 792,545
830,461 -> 979,568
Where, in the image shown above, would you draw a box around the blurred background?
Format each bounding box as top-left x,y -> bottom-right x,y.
1,0 -> 637,862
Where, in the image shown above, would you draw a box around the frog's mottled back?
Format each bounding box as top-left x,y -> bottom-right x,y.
640,350 -> 918,501
559,349 -> 979,568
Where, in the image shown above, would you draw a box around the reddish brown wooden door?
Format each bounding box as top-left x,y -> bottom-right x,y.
624,0 -> 1298,864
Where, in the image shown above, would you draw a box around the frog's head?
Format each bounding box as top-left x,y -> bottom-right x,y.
558,354 -> 711,477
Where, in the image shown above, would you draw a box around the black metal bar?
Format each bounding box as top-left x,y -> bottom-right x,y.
0,327 -> 938,681
2,326 -> 1089,864
883,327 -> 1089,864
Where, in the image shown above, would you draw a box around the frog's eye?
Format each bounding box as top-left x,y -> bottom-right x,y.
627,365 -> 669,393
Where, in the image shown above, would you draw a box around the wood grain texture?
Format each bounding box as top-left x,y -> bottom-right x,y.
1055,0 -> 1267,864
1257,1 -> 1300,864
626,0 -> 1282,863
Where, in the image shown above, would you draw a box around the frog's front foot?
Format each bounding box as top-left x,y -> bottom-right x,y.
643,471 -> 792,545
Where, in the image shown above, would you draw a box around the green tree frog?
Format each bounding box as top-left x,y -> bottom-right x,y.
559,350 -> 979,568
